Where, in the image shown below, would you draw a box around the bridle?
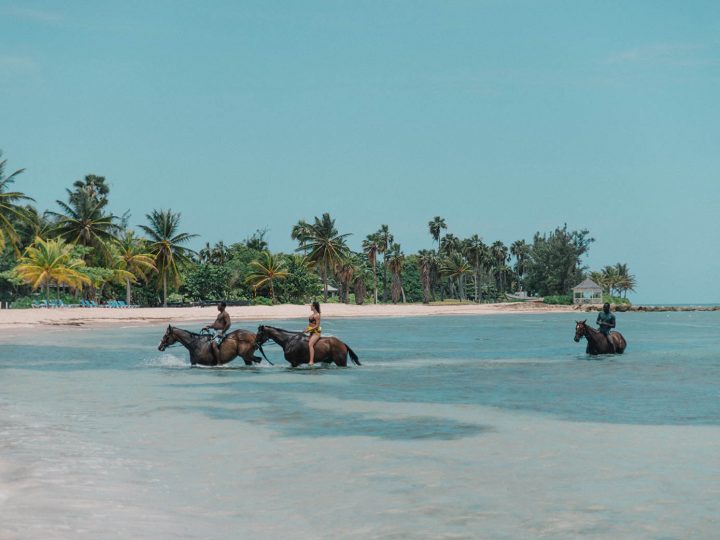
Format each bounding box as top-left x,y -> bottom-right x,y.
574,321 -> 588,342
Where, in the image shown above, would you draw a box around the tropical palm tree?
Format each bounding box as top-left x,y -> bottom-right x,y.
439,233 -> 461,257
440,253 -> 472,301
292,213 -> 351,301
246,251 -> 289,304
375,225 -> 393,302
115,231 -> 157,304
463,235 -> 487,302
589,271 -> 608,294
14,236 -> 90,302
333,258 -> 357,304
140,209 -> 198,307
352,260 -> 371,305
510,239 -> 530,292
490,241 -> 509,293
14,205 -> 52,249
48,189 -> 118,260
198,242 -> 213,264
386,243 -> 405,304
212,241 -> 229,265
361,233 -> 380,304
614,263 -> 636,298
70,175 -> 110,210
0,153 -> 34,253
417,249 -> 436,304
428,216 -> 447,249
244,228 -> 269,251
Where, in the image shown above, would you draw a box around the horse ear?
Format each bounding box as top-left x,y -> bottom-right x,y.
582,320 -> 587,324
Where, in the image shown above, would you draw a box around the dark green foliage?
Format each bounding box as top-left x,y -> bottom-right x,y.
0,248 -> 28,302
274,255 -> 322,304
181,263 -> 232,302
524,225 -> 594,296
400,256 -> 423,303
543,295 -> 573,305
252,296 -> 273,306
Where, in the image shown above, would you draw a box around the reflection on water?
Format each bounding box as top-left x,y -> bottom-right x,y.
1,313 -> 719,539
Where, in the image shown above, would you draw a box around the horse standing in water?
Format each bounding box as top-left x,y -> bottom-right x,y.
255,325 -> 360,367
574,320 -> 627,355
158,326 -> 268,366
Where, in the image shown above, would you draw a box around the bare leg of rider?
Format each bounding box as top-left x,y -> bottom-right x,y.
308,333 -> 320,366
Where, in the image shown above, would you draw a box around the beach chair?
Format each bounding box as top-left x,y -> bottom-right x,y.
117,300 -> 128,308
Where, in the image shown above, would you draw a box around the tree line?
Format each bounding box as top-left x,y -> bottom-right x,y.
0,152 -> 636,307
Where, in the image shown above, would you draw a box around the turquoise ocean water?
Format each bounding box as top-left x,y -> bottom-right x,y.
1,313 -> 718,539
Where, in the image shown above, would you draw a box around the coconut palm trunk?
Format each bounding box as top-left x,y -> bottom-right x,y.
322,264 -> 329,301
126,277 -> 132,305
382,258 -> 388,302
162,272 -> 168,307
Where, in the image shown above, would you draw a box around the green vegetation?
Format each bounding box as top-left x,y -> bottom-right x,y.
543,295 -> 573,305
0,151 -> 638,307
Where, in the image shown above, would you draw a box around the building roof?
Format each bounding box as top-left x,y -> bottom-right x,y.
572,278 -> 602,291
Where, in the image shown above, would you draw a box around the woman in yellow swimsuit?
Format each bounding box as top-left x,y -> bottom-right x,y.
305,301 -> 321,365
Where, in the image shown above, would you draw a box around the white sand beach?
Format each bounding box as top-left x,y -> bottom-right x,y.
0,302 -> 576,330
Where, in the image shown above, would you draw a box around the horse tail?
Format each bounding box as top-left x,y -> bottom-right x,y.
346,345 -> 361,366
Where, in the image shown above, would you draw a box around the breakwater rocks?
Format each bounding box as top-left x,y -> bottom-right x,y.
579,304 -> 720,313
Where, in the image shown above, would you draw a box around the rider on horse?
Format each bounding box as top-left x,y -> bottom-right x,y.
203,301 -> 230,365
596,302 -> 616,353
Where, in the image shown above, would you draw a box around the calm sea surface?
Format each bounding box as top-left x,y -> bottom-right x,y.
1,313 -> 719,539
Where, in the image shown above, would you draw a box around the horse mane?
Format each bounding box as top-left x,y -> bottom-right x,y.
171,326 -> 206,338
263,326 -> 304,335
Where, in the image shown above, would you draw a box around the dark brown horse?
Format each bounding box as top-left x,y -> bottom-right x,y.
574,320 -> 627,355
255,325 -> 360,367
158,326 -> 269,366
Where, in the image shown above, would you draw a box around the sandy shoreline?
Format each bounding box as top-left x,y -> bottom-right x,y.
0,302 -> 576,330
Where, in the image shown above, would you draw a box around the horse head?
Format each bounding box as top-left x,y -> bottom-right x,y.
158,325 -> 177,351
574,320 -> 588,342
256,325 -> 268,346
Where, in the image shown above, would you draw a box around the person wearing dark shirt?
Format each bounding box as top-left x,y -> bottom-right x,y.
596,302 -> 616,353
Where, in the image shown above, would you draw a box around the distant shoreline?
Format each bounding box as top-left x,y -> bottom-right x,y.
578,304 -> 720,312
0,302 -> 573,331
0,301 -> 717,332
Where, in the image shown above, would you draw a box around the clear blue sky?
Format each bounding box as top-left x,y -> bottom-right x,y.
2,1 -> 719,304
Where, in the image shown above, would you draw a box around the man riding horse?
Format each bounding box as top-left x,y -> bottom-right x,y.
203,301 -> 231,364
596,302 -> 616,353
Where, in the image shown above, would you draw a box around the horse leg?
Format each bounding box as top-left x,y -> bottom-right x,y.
236,344 -> 257,366
335,349 -> 348,367
605,334 -> 616,354
612,334 -> 625,354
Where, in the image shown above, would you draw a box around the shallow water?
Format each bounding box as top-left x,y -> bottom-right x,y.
1,313 -> 719,539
